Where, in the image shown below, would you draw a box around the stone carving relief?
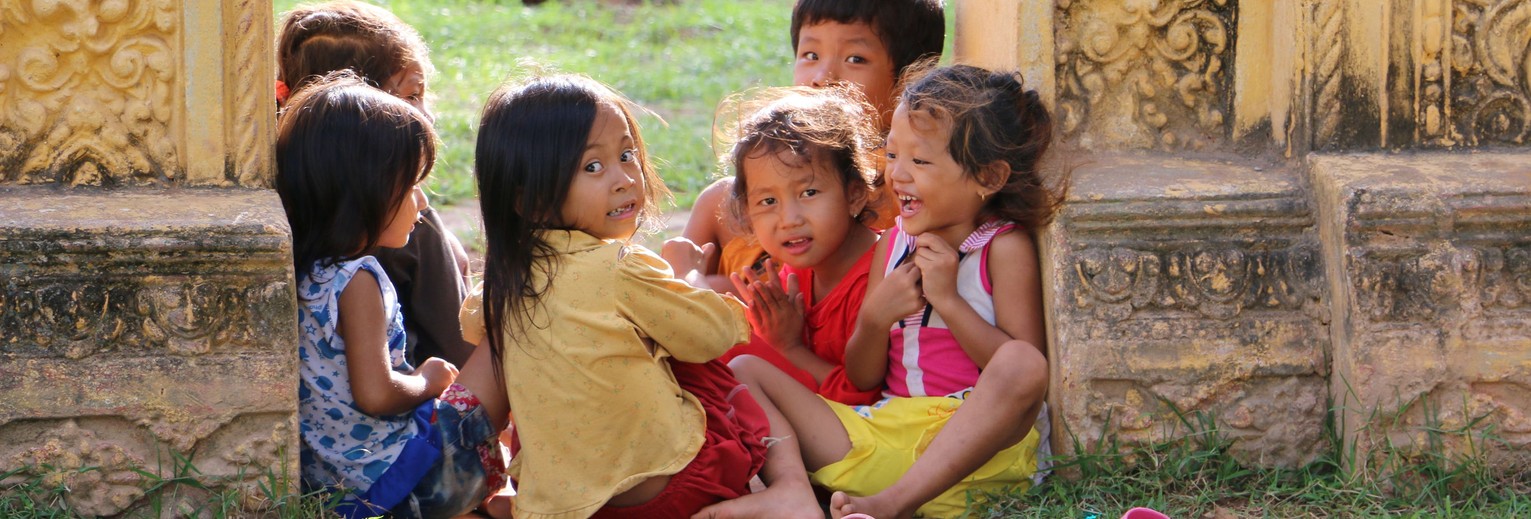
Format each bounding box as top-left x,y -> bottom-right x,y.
1312,0 -> 1347,147
1,421 -> 146,516
1354,243 -> 1531,323
1,277 -> 290,356
0,0 -> 179,185
1071,243 -> 1324,322
0,416 -> 298,516
1441,0 -> 1531,145
1055,0 -> 1235,150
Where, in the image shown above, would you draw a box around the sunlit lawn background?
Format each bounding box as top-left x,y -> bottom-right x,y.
274,0 -> 794,211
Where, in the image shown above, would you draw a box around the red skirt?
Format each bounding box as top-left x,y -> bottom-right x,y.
589,358 -> 770,518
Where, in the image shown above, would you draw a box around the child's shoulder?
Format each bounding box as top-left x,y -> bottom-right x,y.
299,255 -> 390,300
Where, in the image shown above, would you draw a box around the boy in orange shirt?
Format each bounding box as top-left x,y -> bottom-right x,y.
684,0 -> 946,293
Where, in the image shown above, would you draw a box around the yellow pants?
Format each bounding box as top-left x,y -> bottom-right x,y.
809,396 -> 1042,518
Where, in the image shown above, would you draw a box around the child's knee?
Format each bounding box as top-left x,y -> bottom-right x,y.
727,354 -> 766,382
989,341 -> 1048,397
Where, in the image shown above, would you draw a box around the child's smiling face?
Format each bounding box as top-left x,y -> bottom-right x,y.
560,101 -> 644,241
741,149 -> 864,270
884,103 -> 988,246
793,21 -> 896,127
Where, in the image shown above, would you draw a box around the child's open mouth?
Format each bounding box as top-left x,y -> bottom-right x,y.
606,203 -> 636,219
898,194 -> 923,217
781,237 -> 812,255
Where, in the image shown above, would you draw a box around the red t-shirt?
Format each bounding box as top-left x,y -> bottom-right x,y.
720,247 -> 882,406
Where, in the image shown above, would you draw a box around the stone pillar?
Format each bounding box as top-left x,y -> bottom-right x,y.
0,0 -> 295,514
955,0 -> 1530,469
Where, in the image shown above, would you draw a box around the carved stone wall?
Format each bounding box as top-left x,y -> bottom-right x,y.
1313,153 -> 1531,468
957,0 -> 1531,472
0,0 -> 274,187
0,190 -> 297,514
1046,155 -> 1330,466
1053,0 -> 1237,151
0,0 -> 290,514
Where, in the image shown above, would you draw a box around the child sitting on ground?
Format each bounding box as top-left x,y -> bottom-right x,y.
277,72 -> 510,518
684,0 -> 947,292
463,74 -> 822,519
712,87 -> 886,406
276,0 -> 475,367
702,64 -> 1065,519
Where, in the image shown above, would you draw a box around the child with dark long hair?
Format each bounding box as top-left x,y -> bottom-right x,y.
276,72 -> 509,518
462,74 -> 822,519
276,0 -> 474,367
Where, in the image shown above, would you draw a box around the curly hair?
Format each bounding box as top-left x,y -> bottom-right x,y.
719,86 -> 884,234
895,64 -> 1067,230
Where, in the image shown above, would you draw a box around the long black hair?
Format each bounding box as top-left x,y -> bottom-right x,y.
276,71 -> 436,279
474,74 -> 668,375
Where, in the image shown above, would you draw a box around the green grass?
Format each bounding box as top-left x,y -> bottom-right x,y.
982,401 -> 1531,518
275,0 -> 794,210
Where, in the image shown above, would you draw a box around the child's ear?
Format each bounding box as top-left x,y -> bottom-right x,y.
846,179 -> 870,217
976,160 -> 1010,198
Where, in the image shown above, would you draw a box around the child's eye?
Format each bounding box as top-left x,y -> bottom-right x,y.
584,160 -> 603,173
912,158 -> 931,166
620,149 -> 636,163
801,188 -> 819,198
846,55 -> 868,65
801,51 -> 819,61
755,197 -> 777,207
885,151 -> 897,160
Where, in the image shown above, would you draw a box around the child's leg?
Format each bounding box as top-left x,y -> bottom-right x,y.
692,355 -> 852,519
832,341 -> 1048,519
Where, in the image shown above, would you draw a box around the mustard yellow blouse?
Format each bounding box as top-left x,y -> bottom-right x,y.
460,230 -> 749,519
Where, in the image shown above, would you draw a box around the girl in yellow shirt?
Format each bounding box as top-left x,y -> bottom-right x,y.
463,75 -> 823,519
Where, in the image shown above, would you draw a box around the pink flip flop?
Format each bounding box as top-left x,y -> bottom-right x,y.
1121,507 -> 1170,519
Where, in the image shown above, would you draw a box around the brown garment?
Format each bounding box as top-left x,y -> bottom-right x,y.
374,207 -> 474,366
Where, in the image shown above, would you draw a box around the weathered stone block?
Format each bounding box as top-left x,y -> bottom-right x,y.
1312,153 -> 1531,470
1043,154 -> 1329,466
0,187 -> 298,514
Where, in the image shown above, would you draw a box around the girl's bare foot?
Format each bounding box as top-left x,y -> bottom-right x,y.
830,491 -> 914,519
691,480 -> 821,519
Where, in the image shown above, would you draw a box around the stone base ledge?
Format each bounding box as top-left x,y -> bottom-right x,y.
0,187 -> 298,514
1044,153 -> 1329,467
1311,152 -> 1531,470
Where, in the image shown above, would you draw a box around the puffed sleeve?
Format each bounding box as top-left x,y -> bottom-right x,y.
616,247 -> 750,363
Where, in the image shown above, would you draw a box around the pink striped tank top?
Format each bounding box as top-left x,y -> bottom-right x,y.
882,218 -> 1017,398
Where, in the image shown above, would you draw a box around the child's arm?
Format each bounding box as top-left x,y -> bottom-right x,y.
625,238 -> 752,363
340,270 -> 459,416
913,232 -> 1046,368
681,178 -> 735,292
842,237 -> 921,391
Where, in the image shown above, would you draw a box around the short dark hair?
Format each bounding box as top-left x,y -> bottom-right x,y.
276,71 -> 436,278
276,0 -> 432,99
791,0 -> 945,78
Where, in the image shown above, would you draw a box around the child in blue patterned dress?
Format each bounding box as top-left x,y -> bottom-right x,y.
275,71 -> 511,519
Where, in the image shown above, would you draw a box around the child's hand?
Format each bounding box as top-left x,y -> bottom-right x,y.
413,357 -> 460,396
729,259 -> 806,353
912,233 -> 961,308
863,260 -> 926,327
661,237 -> 716,288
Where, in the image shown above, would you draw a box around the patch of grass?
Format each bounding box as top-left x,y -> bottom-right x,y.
274,0 -> 793,210
982,399 -> 1531,518
2,446 -> 338,518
